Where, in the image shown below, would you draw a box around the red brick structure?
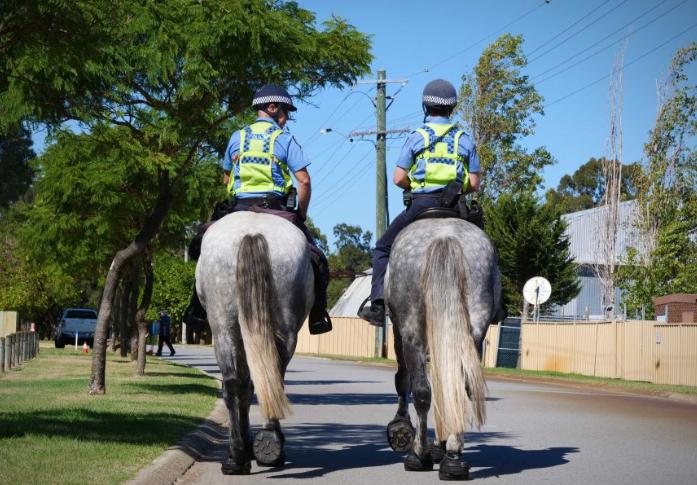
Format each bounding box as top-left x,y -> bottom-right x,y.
653,294 -> 697,323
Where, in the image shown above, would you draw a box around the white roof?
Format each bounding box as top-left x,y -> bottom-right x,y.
329,269 -> 372,317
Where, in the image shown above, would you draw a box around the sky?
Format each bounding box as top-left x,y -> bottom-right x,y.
283,0 -> 697,245
29,0 -> 697,247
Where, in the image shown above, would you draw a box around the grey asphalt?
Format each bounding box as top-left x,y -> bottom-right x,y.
163,345 -> 697,485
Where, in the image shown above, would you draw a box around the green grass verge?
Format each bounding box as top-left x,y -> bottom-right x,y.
484,366 -> 697,396
0,347 -> 218,485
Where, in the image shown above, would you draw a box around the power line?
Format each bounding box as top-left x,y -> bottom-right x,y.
312,142 -> 358,186
528,0 -> 630,64
404,1 -> 548,78
527,0 -> 611,57
312,146 -> 376,206
546,20 -> 697,108
530,0 -> 674,81
533,0 -> 687,86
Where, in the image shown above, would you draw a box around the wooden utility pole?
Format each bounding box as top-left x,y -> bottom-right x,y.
354,70 -> 410,357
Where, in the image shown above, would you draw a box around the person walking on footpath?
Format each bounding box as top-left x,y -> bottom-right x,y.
156,310 -> 176,356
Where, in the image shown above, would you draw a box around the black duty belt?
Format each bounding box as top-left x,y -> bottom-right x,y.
236,196 -> 286,210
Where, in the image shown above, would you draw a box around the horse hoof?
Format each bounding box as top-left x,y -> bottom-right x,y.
404,451 -> 434,471
221,458 -> 251,475
253,429 -> 285,467
429,440 -> 446,463
438,452 -> 470,481
387,416 -> 415,453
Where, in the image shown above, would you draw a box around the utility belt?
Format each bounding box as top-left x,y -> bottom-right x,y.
403,181 -> 483,229
212,188 -> 298,221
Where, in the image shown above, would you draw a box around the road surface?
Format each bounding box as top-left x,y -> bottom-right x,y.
164,346 -> 697,485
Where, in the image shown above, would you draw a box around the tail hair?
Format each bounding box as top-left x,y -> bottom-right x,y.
421,237 -> 486,439
236,234 -> 290,420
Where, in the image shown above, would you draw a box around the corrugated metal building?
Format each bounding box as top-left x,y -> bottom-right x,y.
553,200 -> 646,318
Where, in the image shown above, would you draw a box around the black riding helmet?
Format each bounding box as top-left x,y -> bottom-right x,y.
252,84 -> 297,120
422,79 -> 457,118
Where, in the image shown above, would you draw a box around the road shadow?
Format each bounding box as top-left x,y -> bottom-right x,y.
466,444 -> 579,478
284,380 -> 379,386
288,393 -> 397,406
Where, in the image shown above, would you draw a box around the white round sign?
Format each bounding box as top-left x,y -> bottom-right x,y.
523,276 -> 552,305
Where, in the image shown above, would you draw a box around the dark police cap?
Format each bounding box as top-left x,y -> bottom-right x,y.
252,84 -> 297,111
422,79 -> 457,107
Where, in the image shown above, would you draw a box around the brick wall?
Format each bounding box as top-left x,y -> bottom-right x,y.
654,294 -> 697,323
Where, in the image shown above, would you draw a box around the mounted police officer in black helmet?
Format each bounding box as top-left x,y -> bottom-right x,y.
358,79 -> 481,326
185,84 -> 332,335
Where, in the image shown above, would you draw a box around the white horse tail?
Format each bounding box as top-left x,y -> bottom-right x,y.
421,237 -> 486,440
236,233 -> 290,420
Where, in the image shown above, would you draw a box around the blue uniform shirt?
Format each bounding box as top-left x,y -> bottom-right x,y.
222,117 -> 310,198
396,116 -> 479,193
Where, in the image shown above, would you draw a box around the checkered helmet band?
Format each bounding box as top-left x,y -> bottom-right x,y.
422,95 -> 457,106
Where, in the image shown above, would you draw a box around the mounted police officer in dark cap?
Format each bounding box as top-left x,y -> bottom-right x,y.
185,84 -> 332,335
358,79 -> 481,326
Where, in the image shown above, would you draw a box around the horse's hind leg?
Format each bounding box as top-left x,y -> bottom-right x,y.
401,325 -> 433,472
219,341 -> 254,475
253,341 -> 291,468
387,321 -> 415,453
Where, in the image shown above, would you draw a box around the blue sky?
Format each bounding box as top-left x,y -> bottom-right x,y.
286,0 -> 697,245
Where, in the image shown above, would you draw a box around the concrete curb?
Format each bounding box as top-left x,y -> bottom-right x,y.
126,398 -> 229,485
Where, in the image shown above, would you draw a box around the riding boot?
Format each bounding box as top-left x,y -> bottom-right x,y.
307,245 -> 332,335
358,299 -> 385,327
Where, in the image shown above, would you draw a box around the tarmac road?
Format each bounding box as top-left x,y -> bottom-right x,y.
163,346 -> 697,485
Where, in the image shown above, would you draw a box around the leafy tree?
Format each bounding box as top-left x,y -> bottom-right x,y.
618,43 -> 697,316
485,191 -> 580,315
306,217 -> 329,254
327,223 -> 372,307
0,0 -> 371,393
147,252 -> 196,332
545,157 -> 643,214
458,34 -> 553,199
0,127 -> 34,208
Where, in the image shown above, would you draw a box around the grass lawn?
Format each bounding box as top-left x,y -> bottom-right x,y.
0,345 -> 218,485
484,366 -> 697,396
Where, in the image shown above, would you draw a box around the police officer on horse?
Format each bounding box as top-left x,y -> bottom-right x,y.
187,84 -> 332,335
359,79 -> 481,326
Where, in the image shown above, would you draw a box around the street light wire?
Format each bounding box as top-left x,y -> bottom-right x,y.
530,0 -> 676,82
546,20 -> 697,108
532,0 -> 683,84
528,0 -> 630,64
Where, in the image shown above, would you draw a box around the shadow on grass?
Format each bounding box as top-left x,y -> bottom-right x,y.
0,409 -> 205,446
145,371 -> 212,380
124,382 -> 218,396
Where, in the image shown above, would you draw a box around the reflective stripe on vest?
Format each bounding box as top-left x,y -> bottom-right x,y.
227,121 -> 294,195
408,123 -> 469,191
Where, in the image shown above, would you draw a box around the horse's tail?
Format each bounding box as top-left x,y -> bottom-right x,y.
236,233 -> 290,420
421,237 -> 486,439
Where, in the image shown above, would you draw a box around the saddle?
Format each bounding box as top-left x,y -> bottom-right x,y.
414,206 -> 460,221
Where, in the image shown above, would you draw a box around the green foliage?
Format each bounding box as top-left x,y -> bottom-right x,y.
327,223 -> 372,307
0,0 -> 372,326
458,34 -> 553,198
618,43 -> 697,314
485,192 -> 580,315
0,127 -> 35,208
147,252 -> 196,326
545,158 -> 643,214
306,217 -> 329,254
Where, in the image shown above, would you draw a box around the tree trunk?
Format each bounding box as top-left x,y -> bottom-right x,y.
129,271 -> 140,362
120,268 -> 134,358
89,172 -> 172,395
110,285 -> 122,352
136,256 -> 154,376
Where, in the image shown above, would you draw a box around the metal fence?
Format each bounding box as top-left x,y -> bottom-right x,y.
296,317 -> 697,387
1,331 -> 40,373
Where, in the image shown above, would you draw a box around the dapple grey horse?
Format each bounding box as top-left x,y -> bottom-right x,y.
196,211 -> 313,474
384,218 -> 503,481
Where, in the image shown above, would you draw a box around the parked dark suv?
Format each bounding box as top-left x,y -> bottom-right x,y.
54,308 -> 98,348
